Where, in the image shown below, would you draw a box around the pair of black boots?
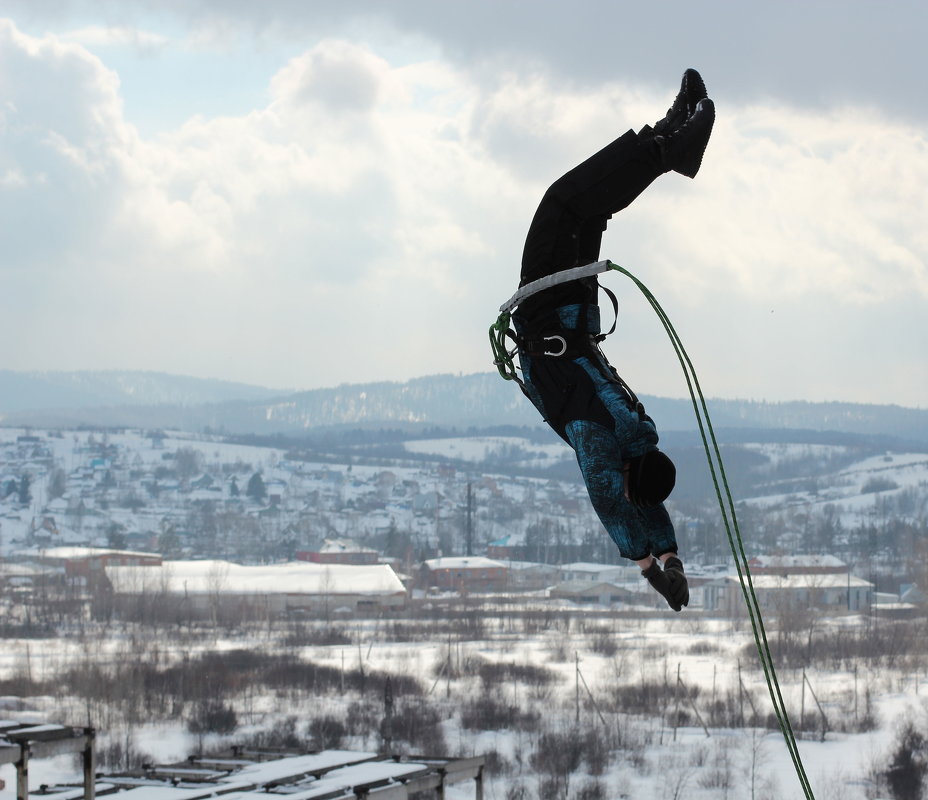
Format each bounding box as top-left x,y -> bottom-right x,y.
646,68 -> 715,179
635,71 -> 710,614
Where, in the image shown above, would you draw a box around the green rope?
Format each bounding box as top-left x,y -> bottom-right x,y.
605,261 -> 815,800
489,264 -> 816,797
489,311 -> 520,382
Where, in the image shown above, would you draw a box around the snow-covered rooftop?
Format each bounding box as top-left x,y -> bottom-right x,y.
750,554 -> 847,569
0,744 -> 483,800
318,538 -> 377,554
106,560 -> 407,596
714,574 -> 873,590
223,751 -> 377,784
559,562 -> 630,573
19,545 -> 161,560
422,556 -> 505,570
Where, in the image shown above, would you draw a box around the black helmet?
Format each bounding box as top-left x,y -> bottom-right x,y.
626,450 -> 676,506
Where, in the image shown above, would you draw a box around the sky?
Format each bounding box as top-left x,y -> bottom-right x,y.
1,0 -> 926,408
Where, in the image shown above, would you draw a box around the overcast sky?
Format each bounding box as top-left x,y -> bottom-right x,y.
1,1 -> 926,408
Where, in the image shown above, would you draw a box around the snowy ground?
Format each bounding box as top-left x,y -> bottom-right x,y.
3,427 -> 927,798
1,613 -> 923,800
740,445 -> 928,532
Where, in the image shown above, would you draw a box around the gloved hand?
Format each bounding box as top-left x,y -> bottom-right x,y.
642,556 -> 689,612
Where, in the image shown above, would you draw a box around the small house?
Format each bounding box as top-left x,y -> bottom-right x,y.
298,538 -> 380,565
421,556 -> 508,593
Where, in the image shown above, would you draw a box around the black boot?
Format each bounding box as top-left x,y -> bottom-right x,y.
662,556 -> 690,609
681,68 -> 708,114
655,97 -> 715,179
642,556 -> 689,612
652,68 -> 708,137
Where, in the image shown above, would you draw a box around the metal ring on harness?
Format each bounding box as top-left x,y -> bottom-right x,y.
543,335 -> 567,357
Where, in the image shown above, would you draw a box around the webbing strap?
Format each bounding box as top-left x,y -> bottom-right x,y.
499,259 -> 613,313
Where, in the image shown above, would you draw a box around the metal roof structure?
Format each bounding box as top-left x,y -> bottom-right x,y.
0,733 -> 485,800
0,721 -> 96,800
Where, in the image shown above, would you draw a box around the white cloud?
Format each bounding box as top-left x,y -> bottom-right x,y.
60,24 -> 170,54
0,16 -> 925,405
0,24 -> 517,382
270,40 -> 385,114
613,102 -> 928,309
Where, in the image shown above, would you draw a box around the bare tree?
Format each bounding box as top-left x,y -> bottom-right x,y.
206,561 -> 231,628
47,468 -> 67,501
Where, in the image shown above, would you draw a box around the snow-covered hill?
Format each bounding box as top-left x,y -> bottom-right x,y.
2,370 -> 928,444
0,369 -> 285,412
743,445 -> 928,521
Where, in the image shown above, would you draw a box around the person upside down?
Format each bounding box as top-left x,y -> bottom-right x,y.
510,69 -> 715,611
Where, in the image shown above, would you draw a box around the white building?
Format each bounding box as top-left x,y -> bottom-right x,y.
105,560 -> 407,617
558,562 -> 638,585
704,573 -> 873,615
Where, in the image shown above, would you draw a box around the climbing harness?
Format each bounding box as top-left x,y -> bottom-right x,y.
490,260 -> 817,800
489,260 -> 619,385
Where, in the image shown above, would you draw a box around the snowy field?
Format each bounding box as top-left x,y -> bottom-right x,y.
1,612 -> 924,800
740,445 -> 928,523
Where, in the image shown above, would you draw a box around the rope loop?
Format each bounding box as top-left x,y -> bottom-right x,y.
488,311 -> 521,383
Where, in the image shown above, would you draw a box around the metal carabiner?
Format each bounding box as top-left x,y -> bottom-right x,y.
543,335 -> 567,357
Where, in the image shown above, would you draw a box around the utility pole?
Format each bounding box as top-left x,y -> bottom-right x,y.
575,652 -> 580,724
465,482 -> 474,556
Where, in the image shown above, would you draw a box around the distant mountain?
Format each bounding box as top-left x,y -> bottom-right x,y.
0,372 -> 529,433
0,369 -> 285,412
1,370 -> 927,446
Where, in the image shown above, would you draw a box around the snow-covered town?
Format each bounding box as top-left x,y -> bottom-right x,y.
0,426 -> 619,610
0,426 -> 600,564
3,426 -> 926,619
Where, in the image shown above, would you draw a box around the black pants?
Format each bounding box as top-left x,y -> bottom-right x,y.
514,124 -> 666,428
520,128 -> 664,288
513,127 -> 677,561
